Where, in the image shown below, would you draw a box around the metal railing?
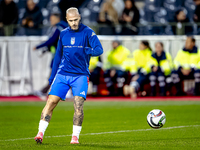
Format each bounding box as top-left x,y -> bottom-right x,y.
0,22 -> 200,36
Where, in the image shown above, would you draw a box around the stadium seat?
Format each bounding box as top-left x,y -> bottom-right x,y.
164,0 -> 184,8
15,0 -> 27,9
154,7 -> 168,24
184,0 -> 196,22
18,8 -> 26,23
140,6 -> 172,35
145,0 -> 163,8
46,0 -> 60,13
144,4 -> 160,22
163,0 -> 184,21
38,0 -> 50,8
13,0 -> 19,3
80,0 -> 103,24
153,8 -> 169,35
139,8 -> 160,35
138,9 -> 149,35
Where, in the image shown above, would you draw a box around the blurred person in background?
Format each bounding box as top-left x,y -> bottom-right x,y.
21,0 -> 43,35
33,12 -> 68,99
194,0 -> 200,22
119,0 -> 139,35
89,57 -> 103,96
169,9 -> 192,35
193,0 -> 200,34
123,41 -> 152,98
148,42 -> 173,96
0,0 -> 18,36
98,0 -> 124,35
104,40 -> 130,96
172,36 -> 200,96
121,55 -> 138,89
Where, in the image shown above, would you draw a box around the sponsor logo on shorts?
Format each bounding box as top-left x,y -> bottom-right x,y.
80,91 -> 85,96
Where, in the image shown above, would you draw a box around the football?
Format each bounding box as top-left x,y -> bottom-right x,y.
147,109 -> 166,129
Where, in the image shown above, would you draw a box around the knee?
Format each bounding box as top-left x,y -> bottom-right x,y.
46,96 -> 59,107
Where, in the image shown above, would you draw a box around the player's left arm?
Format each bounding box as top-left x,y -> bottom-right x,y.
85,30 -> 103,56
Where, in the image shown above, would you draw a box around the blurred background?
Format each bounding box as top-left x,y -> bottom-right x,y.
1,0 -> 200,36
0,0 -> 200,98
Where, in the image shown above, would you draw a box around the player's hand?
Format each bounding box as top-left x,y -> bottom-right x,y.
33,47 -> 37,50
0,22 -> 3,27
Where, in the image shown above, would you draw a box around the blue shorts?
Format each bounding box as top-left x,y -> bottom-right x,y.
49,74 -> 89,100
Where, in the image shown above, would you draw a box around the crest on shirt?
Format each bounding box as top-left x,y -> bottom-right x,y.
71,37 -> 75,45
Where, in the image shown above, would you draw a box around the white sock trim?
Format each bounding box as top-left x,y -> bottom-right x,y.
72,125 -> 82,139
38,120 -> 49,135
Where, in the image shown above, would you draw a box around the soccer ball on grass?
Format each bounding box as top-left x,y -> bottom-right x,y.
147,109 -> 166,129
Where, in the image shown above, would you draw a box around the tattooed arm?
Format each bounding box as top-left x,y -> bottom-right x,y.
73,96 -> 85,126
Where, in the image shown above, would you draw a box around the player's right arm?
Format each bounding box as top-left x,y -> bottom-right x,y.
48,35 -> 63,85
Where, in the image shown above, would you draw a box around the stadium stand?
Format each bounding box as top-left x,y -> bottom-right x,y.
163,0 -> 184,21
0,0 -> 199,35
79,0 -> 101,25
145,0 -> 162,8
184,0 -> 196,22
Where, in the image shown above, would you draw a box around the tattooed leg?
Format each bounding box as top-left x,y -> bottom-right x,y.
73,96 -> 85,126
35,95 -> 60,141
40,95 -> 60,122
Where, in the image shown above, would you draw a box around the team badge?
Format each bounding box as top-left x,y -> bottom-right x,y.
71,37 -> 75,45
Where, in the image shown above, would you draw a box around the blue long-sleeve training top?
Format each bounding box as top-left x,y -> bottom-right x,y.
49,23 -> 103,84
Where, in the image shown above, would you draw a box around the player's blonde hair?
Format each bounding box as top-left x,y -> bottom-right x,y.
66,7 -> 79,15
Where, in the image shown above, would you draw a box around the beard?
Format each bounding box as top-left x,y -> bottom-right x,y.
69,20 -> 81,31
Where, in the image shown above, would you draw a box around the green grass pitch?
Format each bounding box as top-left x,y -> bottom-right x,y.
0,100 -> 200,150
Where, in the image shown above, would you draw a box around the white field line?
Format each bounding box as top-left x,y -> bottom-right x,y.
0,125 -> 199,142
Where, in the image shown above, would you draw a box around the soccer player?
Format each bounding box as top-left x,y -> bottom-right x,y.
34,7 -> 103,144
